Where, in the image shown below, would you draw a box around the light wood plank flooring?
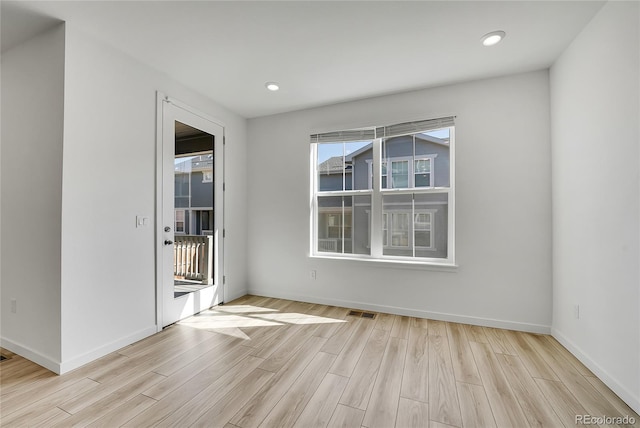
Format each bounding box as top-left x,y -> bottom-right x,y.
1,295 -> 638,427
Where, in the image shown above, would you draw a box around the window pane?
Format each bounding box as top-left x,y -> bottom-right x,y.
414,193 -> 448,259
415,231 -> 431,247
391,161 -> 409,188
317,195 -> 370,255
352,195 -> 371,255
380,161 -> 388,189
317,196 -> 342,253
415,159 -> 431,187
414,212 -> 432,248
317,141 -> 371,191
346,141 -> 372,190
383,194 -> 412,257
416,128 -> 450,188
174,173 -> 190,208
415,159 -> 430,173
382,213 -> 388,247
317,143 -> 345,192
382,193 -> 448,259
175,210 -> 185,233
414,212 -> 430,229
391,213 -> 409,246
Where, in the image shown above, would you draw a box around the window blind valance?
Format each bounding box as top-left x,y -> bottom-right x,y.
376,116 -> 455,139
310,116 -> 455,144
310,129 -> 376,144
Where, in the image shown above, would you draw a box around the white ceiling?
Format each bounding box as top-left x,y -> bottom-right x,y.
1,1 -> 605,118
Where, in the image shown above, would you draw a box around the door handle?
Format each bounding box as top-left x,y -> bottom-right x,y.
164,240 -> 174,245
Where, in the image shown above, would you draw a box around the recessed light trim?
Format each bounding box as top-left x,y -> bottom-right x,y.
481,30 -> 506,47
265,82 -> 280,91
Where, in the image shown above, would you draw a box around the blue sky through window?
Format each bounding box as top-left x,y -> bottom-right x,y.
316,128 -> 450,163
318,141 -> 370,163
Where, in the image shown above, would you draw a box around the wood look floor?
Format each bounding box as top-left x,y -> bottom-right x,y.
1,295 -> 638,428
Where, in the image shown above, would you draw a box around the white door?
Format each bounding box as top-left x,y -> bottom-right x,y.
157,94 -> 224,328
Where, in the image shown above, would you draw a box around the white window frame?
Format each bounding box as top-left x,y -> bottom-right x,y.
311,121 -> 455,266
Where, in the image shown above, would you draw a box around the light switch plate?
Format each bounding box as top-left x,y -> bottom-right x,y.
136,215 -> 149,228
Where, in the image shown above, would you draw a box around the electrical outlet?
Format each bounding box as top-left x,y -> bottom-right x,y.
310,270 -> 317,280
574,304 -> 580,320
10,299 -> 17,314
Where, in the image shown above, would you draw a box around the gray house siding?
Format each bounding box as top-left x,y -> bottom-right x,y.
319,172 -> 352,191
353,198 -> 372,255
378,135 -> 450,187
348,136 -> 451,189
190,171 -> 213,208
175,173 -> 190,208
353,153 -> 372,190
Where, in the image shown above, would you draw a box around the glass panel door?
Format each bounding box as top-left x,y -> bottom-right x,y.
160,97 -> 224,328
173,120 -> 214,298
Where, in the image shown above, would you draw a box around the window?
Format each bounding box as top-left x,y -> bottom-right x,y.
370,155 -> 435,189
202,169 -> 213,183
414,212 -> 433,248
391,160 -> 409,188
311,117 -> 454,264
383,209 -> 434,250
390,212 -> 409,246
414,158 -> 431,187
174,173 -> 190,208
175,210 -> 185,233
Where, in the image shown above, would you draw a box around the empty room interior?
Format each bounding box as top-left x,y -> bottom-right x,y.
1,1 -> 639,427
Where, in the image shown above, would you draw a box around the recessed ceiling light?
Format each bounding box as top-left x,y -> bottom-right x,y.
265,82 -> 280,91
481,31 -> 506,47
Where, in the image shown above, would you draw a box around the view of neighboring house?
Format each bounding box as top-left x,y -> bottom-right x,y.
317,132 -> 450,258
174,153 -> 214,236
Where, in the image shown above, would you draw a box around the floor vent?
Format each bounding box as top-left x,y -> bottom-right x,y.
348,310 -> 377,319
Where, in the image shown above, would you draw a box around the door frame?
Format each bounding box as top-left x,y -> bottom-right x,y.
155,92 -> 225,331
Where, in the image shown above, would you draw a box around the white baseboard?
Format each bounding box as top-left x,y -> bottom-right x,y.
0,337 -> 61,374
552,328 -> 640,415
247,287 -> 551,334
58,326 -> 157,374
1,325 -> 159,375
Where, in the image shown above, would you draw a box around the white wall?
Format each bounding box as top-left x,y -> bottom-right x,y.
0,24 -> 65,371
550,1 -> 640,413
58,24 -> 248,372
247,71 -> 552,332
1,22 -> 248,373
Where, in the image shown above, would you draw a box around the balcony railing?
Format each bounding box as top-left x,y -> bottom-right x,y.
318,238 -> 353,253
174,235 -> 213,284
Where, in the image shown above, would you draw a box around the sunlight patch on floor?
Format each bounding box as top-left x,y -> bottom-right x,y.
213,305 -> 279,314
179,313 -> 282,329
255,312 -> 346,325
178,303 -> 347,341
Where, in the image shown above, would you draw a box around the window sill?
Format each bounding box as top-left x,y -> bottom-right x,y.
309,253 -> 458,272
